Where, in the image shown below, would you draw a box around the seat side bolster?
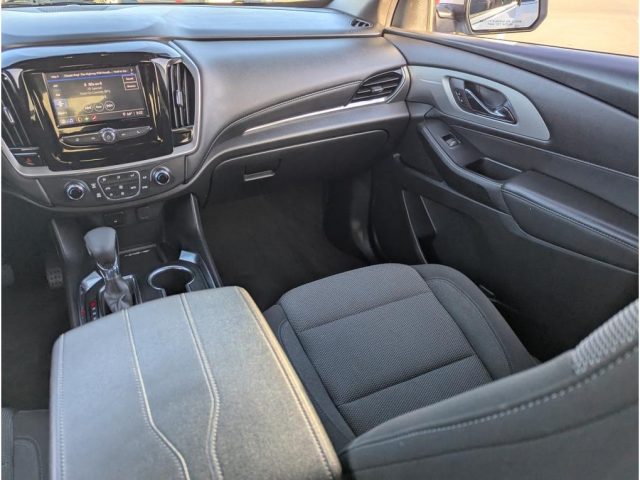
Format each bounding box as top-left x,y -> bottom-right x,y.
264,304 -> 357,452
341,301 -> 639,479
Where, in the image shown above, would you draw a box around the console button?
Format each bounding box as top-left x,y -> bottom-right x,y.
61,135 -> 84,146
104,211 -> 125,227
61,133 -> 101,146
100,128 -> 117,144
65,182 -> 87,201
116,126 -> 152,141
63,127 -> 151,146
151,166 -> 171,186
14,151 -> 43,167
97,171 -> 141,200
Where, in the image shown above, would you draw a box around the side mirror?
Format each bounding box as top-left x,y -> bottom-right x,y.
465,0 -> 547,33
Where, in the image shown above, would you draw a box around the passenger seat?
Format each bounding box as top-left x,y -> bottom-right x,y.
265,263 -> 638,478
264,263 -> 537,450
2,409 -> 49,480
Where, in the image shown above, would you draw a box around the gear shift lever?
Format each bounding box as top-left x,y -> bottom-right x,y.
84,227 -> 133,313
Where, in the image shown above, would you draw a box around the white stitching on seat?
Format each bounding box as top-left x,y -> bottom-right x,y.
124,310 -> 190,480
180,294 -> 224,480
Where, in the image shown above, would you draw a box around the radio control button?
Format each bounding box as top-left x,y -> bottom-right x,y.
62,133 -> 101,146
63,127 -> 151,147
65,182 -> 87,201
151,167 -> 171,186
116,126 -> 152,141
62,135 -> 83,145
100,128 -> 117,144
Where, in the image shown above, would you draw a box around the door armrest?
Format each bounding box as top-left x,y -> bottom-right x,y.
502,171 -> 638,271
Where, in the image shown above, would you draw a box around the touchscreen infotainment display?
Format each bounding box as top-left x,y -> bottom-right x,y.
45,66 -> 148,127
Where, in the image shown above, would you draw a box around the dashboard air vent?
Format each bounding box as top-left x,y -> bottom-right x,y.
351,18 -> 373,28
168,62 -> 195,130
350,70 -> 403,103
1,73 -> 33,149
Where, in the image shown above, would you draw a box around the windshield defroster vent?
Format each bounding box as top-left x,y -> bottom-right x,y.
351,18 -> 373,28
350,70 -> 403,104
168,61 -> 195,131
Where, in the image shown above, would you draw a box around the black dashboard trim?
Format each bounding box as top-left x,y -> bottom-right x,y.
0,8 -> 410,211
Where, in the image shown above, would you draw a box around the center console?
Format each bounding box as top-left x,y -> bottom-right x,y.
50,287 -> 341,480
2,42 -> 198,207
52,194 -> 220,327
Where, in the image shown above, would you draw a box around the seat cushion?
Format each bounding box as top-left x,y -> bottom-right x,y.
2,409 -> 49,480
264,263 -> 535,451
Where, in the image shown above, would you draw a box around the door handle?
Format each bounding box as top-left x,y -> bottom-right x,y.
450,78 -> 516,124
463,88 -> 516,123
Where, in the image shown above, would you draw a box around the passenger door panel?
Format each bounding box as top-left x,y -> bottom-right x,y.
375,32 -> 639,359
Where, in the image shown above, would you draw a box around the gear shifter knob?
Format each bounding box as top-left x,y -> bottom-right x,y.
84,226 -> 133,313
84,227 -> 119,270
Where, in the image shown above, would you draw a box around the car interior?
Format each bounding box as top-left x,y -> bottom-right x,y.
1,0 -> 638,479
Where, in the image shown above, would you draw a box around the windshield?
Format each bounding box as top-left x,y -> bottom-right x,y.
2,0 -> 325,7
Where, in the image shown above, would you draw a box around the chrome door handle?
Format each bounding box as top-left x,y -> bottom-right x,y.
464,88 -> 516,123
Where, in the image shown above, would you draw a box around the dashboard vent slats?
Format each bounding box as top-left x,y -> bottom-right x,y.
350,70 -> 403,103
168,62 -> 195,130
351,18 -> 373,28
2,73 -> 32,149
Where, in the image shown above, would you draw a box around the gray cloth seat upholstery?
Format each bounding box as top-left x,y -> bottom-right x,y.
264,263 -> 536,450
2,409 -> 49,480
265,264 -> 638,479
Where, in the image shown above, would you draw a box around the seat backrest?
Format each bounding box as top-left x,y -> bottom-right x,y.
342,300 -> 639,480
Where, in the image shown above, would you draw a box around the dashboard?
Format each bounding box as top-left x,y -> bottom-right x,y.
1,5 -> 409,211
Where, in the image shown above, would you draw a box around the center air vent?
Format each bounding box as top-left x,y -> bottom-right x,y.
168,61 -> 195,131
350,70 -> 403,104
2,73 -> 33,150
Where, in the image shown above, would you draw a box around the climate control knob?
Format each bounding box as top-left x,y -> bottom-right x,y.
151,167 -> 172,186
100,128 -> 117,144
65,182 -> 87,201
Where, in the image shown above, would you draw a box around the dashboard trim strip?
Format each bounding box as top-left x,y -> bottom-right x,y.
243,67 -> 408,135
243,97 -> 387,135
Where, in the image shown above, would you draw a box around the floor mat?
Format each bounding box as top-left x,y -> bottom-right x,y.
2,196 -> 69,409
202,184 -> 368,310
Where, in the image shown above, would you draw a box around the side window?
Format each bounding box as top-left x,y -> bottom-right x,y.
431,0 -> 638,56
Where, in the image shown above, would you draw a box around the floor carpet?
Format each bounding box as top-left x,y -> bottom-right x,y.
2,196 -> 69,409
202,183 -> 368,310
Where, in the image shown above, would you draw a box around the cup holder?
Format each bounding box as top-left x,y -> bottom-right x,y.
148,266 -> 195,297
